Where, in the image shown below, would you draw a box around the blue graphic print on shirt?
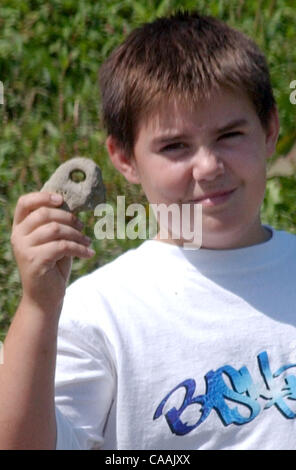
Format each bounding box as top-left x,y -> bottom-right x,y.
153,351 -> 296,435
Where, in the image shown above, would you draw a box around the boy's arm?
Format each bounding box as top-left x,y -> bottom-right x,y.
0,192 -> 94,449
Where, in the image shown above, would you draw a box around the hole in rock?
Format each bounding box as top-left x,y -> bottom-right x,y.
70,169 -> 86,183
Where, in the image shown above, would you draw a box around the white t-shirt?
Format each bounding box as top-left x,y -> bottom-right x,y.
55,226 -> 296,450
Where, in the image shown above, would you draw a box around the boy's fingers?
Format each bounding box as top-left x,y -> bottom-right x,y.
13,192 -> 64,227
29,222 -> 91,247
20,207 -> 83,236
38,240 -> 95,266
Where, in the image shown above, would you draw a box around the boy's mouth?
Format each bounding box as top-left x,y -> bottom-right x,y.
188,188 -> 237,207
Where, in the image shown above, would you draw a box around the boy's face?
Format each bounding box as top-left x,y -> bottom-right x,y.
108,87 -> 279,249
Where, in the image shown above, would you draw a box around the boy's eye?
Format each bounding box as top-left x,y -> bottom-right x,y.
161,142 -> 187,152
219,131 -> 243,140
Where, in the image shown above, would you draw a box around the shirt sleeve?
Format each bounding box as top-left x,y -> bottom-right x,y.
54,281 -> 117,450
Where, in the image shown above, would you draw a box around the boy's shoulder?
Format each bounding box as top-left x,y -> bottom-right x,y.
67,240 -> 171,290
81,239 -> 180,283
61,228 -> 296,329
268,226 -> 296,251
65,239 -> 188,308
61,240 -> 179,326
67,226 -> 296,294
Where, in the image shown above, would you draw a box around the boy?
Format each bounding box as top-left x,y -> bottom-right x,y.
1,10 -> 296,450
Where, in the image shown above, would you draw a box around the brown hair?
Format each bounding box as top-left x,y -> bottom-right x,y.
99,9 -> 276,158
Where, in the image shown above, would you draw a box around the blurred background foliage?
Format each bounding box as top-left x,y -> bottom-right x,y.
0,0 -> 295,339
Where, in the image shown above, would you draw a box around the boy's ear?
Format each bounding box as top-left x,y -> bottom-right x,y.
265,106 -> 280,158
105,136 -> 141,184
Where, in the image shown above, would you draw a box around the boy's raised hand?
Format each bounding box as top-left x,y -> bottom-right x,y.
10,191 -> 95,315
0,191 -> 95,449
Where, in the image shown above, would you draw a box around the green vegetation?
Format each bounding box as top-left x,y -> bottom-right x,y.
0,0 -> 295,340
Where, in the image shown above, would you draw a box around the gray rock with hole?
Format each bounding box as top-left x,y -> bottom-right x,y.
41,157 -> 106,212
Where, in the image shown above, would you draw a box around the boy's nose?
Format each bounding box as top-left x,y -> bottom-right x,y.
192,148 -> 225,182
